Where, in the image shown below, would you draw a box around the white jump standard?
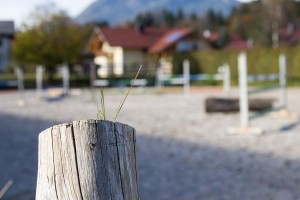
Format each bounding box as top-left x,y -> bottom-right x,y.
228,52 -> 263,135
228,52 -> 296,135
36,65 -> 44,99
16,67 -> 25,106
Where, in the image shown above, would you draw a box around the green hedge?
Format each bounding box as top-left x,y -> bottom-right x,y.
173,46 -> 300,85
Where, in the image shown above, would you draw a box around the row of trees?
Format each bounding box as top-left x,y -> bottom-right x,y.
128,0 -> 300,48
229,0 -> 300,47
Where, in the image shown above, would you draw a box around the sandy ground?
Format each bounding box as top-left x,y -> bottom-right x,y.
0,87 -> 300,200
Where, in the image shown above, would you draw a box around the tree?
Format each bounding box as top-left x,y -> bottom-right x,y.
205,9 -> 227,31
228,2 -> 265,43
135,12 -> 156,27
229,0 -> 300,47
12,3 -> 90,73
162,9 -> 176,27
176,8 -> 184,21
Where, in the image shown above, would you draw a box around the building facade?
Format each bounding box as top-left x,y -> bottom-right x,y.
83,26 -> 202,78
0,21 -> 14,72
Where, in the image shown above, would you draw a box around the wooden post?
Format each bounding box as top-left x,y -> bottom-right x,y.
36,120 -> 139,200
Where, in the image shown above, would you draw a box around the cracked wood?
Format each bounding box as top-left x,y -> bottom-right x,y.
36,120 -> 139,200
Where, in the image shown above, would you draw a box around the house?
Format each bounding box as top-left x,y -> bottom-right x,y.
224,33 -> 252,50
0,21 -> 14,72
83,26 -> 202,77
204,30 -> 251,50
278,25 -> 300,46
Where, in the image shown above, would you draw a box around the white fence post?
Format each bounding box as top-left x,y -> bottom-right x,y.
36,65 -> 44,98
279,54 -> 287,109
16,67 -> 25,105
62,65 -> 69,95
238,52 -> 249,128
183,59 -> 190,97
223,64 -> 231,92
16,67 -> 24,91
156,66 -> 163,90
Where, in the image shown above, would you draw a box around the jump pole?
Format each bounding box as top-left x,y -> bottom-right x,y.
62,64 -> 69,95
218,64 -> 231,93
36,65 -> 44,99
228,52 -> 263,135
237,52 -> 249,128
223,64 -> 231,93
16,67 -> 25,106
183,59 -> 190,97
156,65 -> 163,91
270,54 -> 297,119
279,54 -> 287,109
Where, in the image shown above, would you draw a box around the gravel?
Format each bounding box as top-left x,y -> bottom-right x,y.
0,88 -> 300,200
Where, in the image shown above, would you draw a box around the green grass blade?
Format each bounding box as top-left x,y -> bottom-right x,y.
94,87 -> 106,120
100,86 -> 106,120
113,65 -> 142,122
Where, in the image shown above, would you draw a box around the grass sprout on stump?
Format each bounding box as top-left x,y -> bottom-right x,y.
97,65 -> 143,122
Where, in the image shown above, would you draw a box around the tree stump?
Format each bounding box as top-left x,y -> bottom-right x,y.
36,120 -> 139,200
205,97 -> 274,113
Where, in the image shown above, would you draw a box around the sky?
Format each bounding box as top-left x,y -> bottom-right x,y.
0,0 -> 95,28
0,0 -> 266,29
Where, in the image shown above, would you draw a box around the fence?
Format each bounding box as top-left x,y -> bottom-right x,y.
13,64 -> 70,105
157,59 -> 231,96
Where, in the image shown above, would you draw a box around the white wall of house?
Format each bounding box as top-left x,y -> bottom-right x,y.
0,37 -> 11,72
102,42 -> 114,53
113,47 -> 123,76
97,42 -> 124,76
95,42 -> 152,77
94,56 -> 109,78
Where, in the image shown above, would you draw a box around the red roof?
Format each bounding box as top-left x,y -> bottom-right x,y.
278,27 -> 300,45
207,32 -> 219,43
225,33 -> 250,50
206,31 -> 250,49
149,28 -> 192,53
97,27 -> 193,52
290,29 -> 300,43
98,27 -> 169,49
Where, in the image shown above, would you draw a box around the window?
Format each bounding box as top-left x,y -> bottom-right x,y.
176,41 -> 200,52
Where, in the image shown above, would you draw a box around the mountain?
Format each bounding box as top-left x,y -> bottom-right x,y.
76,0 -> 239,25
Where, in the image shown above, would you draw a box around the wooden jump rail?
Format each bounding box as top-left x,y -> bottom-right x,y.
36,120 -> 139,200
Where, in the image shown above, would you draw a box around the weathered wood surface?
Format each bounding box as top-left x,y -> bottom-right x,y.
205,97 -> 274,113
36,120 -> 139,200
